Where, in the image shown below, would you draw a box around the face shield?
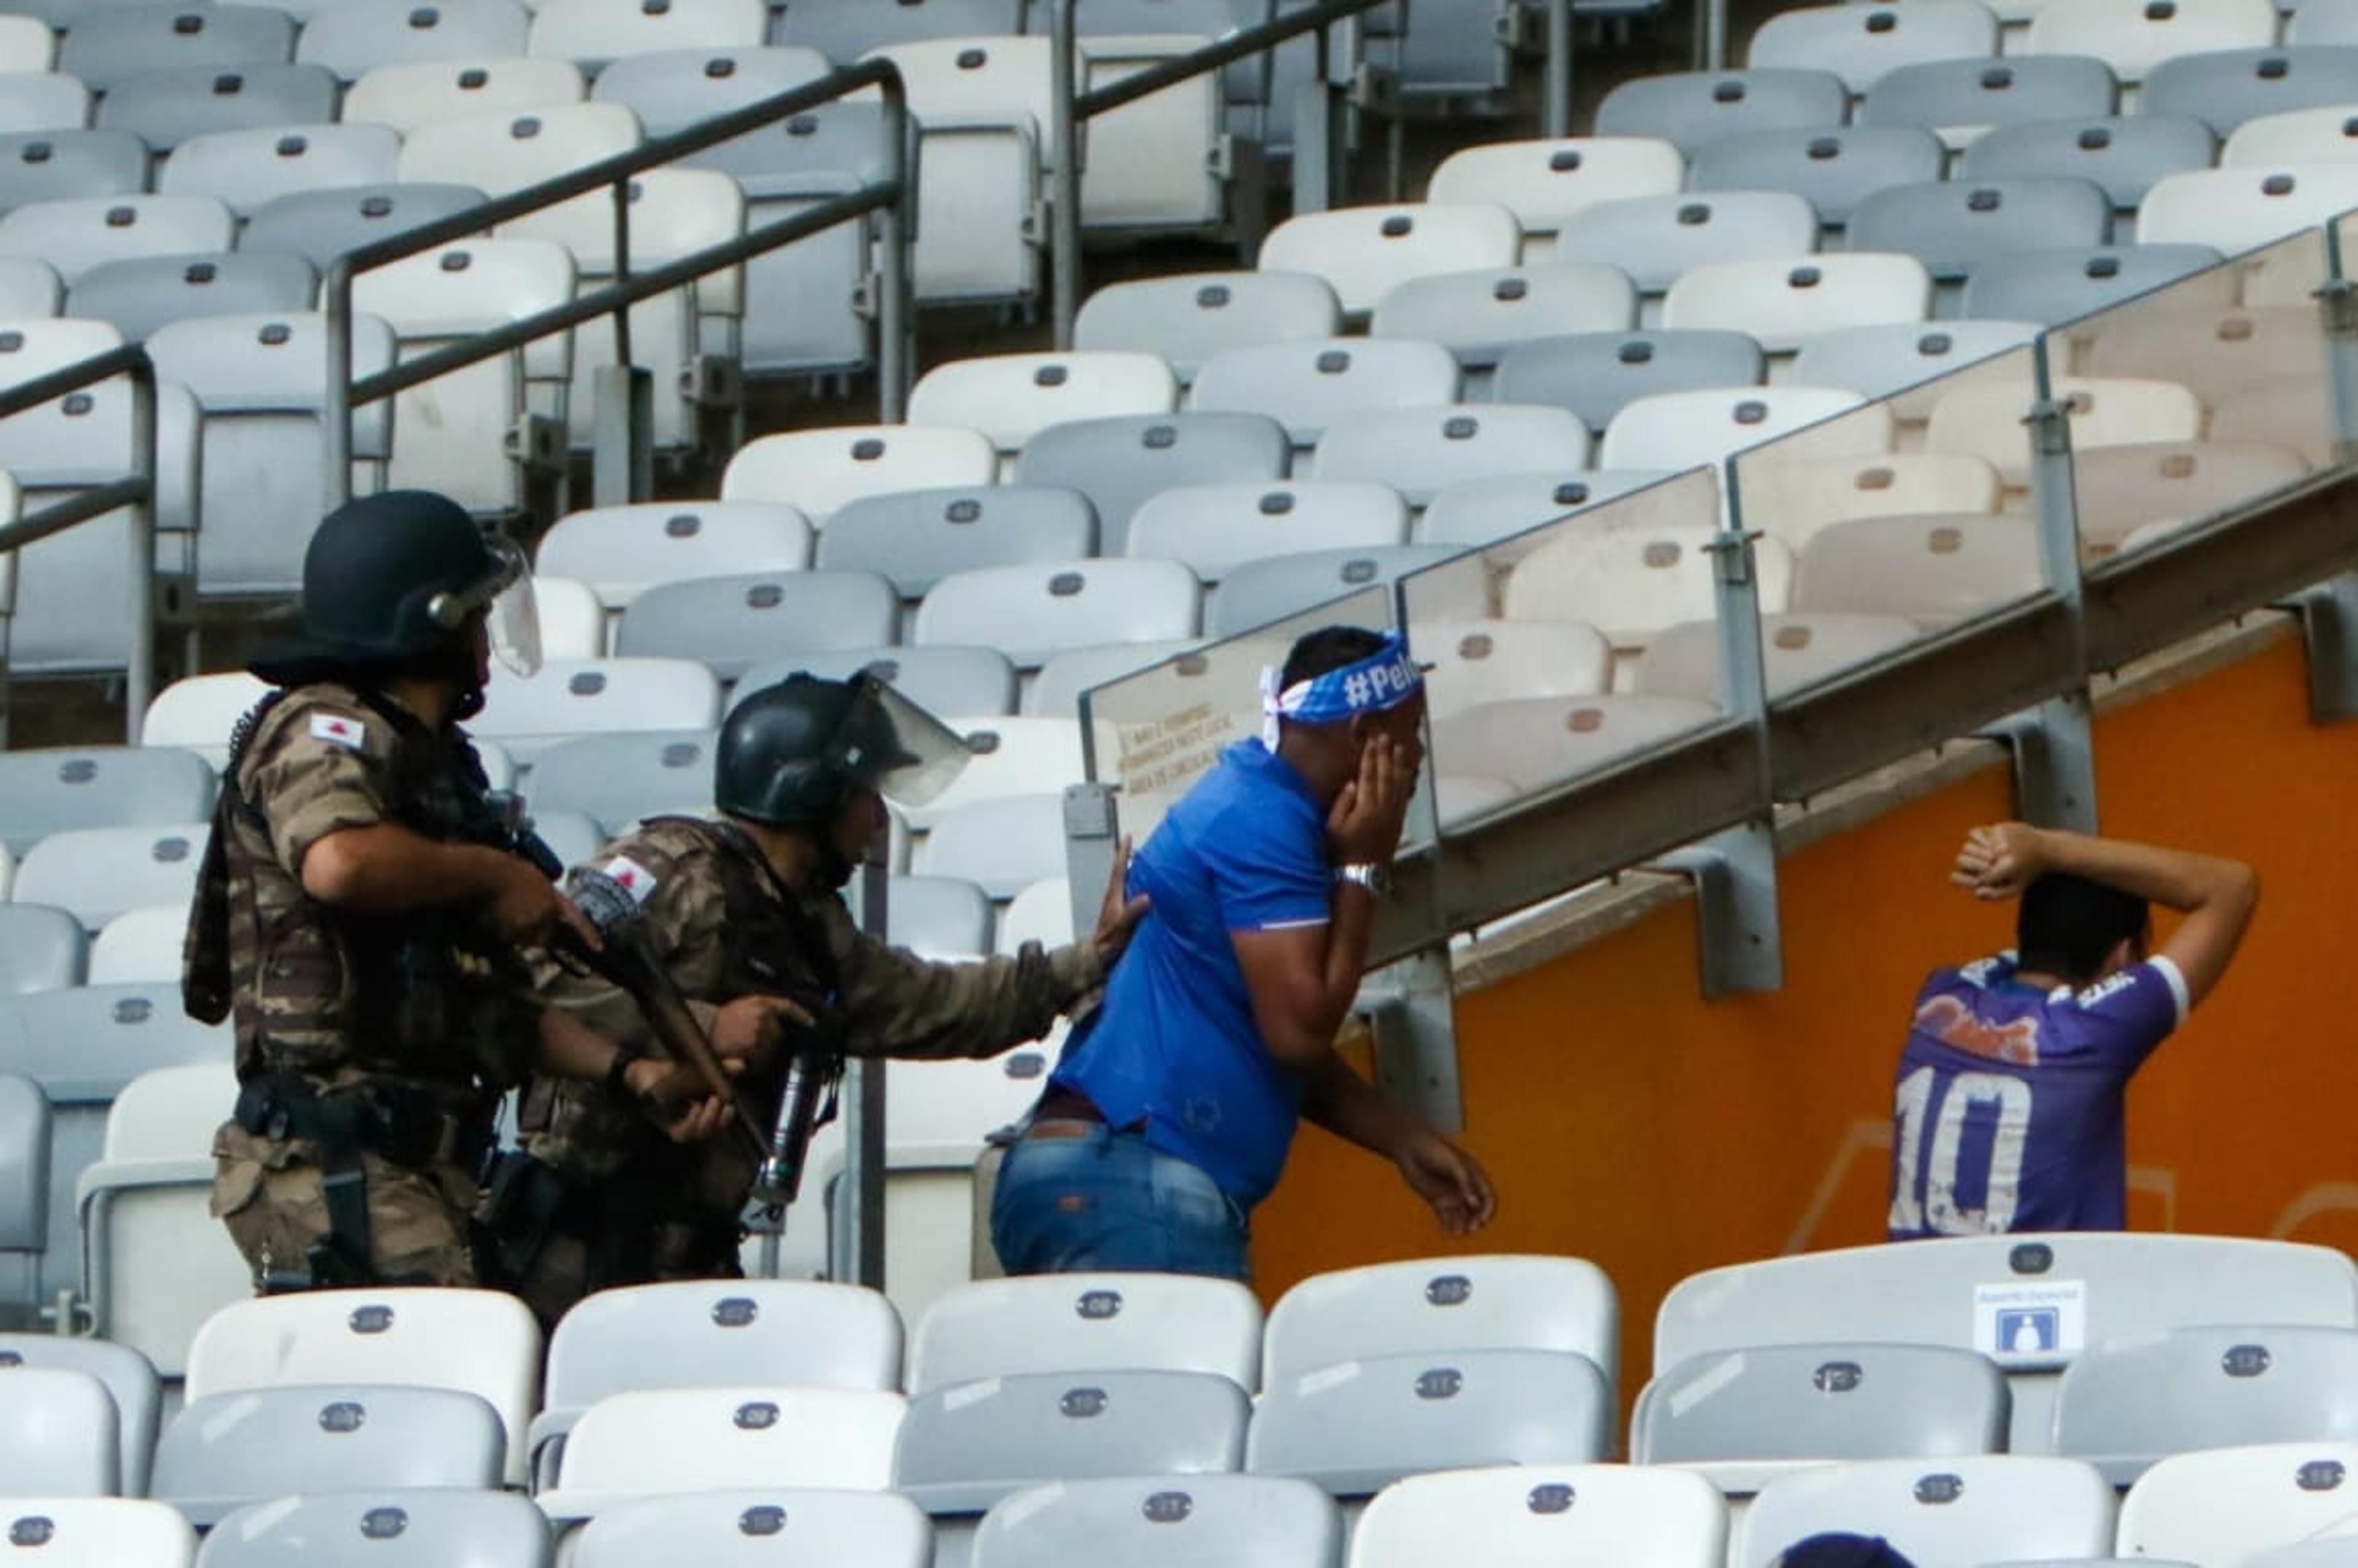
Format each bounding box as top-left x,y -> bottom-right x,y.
427,534 -> 541,678
831,673 -> 971,809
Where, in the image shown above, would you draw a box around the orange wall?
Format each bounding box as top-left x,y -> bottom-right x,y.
1251,634 -> 2358,1399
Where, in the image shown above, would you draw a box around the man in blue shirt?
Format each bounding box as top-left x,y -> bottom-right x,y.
991,626 -> 1496,1280
1888,823 -> 2257,1240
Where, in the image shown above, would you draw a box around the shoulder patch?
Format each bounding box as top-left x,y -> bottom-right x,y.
309,713 -> 368,749
602,855 -> 660,904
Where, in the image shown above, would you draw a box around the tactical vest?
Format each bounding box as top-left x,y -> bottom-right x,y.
185,682 -> 541,1093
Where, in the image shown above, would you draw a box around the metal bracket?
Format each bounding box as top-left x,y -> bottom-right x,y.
1650,819 -> 1784,999
2296,574 -> 2358,723
1981,696 -> 2100,831
1358,945 -> 1463,1133
1062,781 -> 1122,945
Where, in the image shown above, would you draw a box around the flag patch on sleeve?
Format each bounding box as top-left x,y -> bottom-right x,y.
603,855 -> 659,904
309,713 -> 367,748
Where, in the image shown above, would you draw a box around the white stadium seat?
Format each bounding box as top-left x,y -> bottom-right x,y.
1258,202 -> 1522,318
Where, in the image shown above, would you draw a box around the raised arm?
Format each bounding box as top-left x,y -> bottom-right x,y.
1954,823 -> 2260,1006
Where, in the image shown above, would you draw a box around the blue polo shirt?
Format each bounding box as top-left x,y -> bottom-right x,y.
1051,739 -> 1332,1208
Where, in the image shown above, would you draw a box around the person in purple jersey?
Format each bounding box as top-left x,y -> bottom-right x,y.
1888,822 -> 2258,1240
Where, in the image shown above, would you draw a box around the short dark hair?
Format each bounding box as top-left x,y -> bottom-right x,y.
2017,872 -> 2150,984
1280,625 -> 1391,692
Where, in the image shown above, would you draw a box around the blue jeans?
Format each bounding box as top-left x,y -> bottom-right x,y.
990,1124 -> 1253,1283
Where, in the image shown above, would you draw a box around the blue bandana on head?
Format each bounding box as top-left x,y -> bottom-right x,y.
1259,631 -> 1425,747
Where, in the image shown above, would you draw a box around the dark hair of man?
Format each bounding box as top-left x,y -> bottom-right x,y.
2017,872 -> 2152,985
1280,625 -> 1393,693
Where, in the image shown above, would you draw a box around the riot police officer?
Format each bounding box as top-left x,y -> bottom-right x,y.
495,672 -> 1148,1326
187,491 -> 717,1292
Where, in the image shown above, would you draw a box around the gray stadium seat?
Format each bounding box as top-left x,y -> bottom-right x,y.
1013,410 -> 1290,554
1127,481 -> 1410,583
570,1489 -> 930,1568
0,905 -> 84,995
0,71 -> 90,135
154,1386 -> 506,1527
1748,0 -> 2001,95
914,793 -> 1071,899
0,745 -> 215,854
1368,263 -> 1640,371
1689,126 -> 1947,230
1850,177 -> 2112,282
526,731 -> 717,836
538,500 -> 814,610
241,184 -> 492,270
95,64 -> 341,153
0,254 -> 57,314
894,1368 -> 1251,1519
14,824 -> 207,930
1794,513 -> 2041,626
613,569 -> 899,681
1312,405 -> 1594,505
1261,1254 -> 1621,1391
69,254 -> 318,341
906,1271 -> 1262,1395
1789,320 -> 2041,403
1247,1349 -> 1613,1498
776,0 -> 1024,60
1353,1464 -> 1727,1568
1962,243 -> 2227,323
0,1076 -> 47,1308
1735,1456 -> 2115,1568
1189,338 -> 1461,446
0,1365 -> 117,1494
0,130 -> 145,214
160,124 -> 402,216
1634,1342 -> 2010,1492
1961,116 -> 2217,211
2142,45 -> 2358,136
1556,190 -> 1820,297
0,194 -> 233,284
1657,1235 -> 2358,1453
0,1499 -> 194,1566
58,4 -> 295,95
1858,54 -> 2117,134
1209,545 -> 1466,637
885,875 -> 995,954
1027,638 -> 1199,719
914,559 -> 1200,669
144,311 -> 399,599
1494,330 -> 1765,433
0,981 -> 229,1303
736,646 -> 1021,720
1418,468 -> 1678,548
1075,271 -> 1342,381
1380,0 -> 1519,99
0,1333 -> 162,1493
296,0 -> 533,77
817,485 -> 1099,599
591,45 -> 833,138
199,1490 -> 552,1568
1595,69 -> 1850,157
973,1475 -> 1340,1568
2053,1325 -> 2358,1484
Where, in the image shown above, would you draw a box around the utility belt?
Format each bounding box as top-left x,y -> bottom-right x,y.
235,1073 -> 499,1175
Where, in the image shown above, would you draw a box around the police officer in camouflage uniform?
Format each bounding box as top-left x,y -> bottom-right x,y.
499,672 -> 1150,1325
187,491 -> 722,1293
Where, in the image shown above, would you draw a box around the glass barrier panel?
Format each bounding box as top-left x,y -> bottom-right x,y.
1729,343 -> 2048,704
1396,466 -> 1732,837
2049,227 -> 2337,562
1079,584 -> 1395,847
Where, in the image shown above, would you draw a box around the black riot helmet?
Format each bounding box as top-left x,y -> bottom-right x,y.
249,491 -> 539,700
717,672 -> 971,832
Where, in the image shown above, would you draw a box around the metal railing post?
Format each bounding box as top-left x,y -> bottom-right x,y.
323,260 -> 355,510
1543,0 -> 1573,139
877,79 -> 916,420
1051,0 -> 1083,351
125,362 -> 157,743
2015,333 -> 2100,831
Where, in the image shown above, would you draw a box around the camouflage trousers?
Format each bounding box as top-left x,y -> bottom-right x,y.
211,1119 -> 481,1289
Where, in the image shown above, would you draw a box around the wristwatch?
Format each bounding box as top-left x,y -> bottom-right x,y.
603,1041 -> 647,1099
1335,863 -> 1392,898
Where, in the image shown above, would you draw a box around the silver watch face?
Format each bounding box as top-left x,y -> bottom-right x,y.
1344,863 -> 1391,896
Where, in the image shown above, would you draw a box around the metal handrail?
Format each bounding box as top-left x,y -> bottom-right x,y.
0,343 -> 161,744
1047,0 -> 1401,347
322,59 -> 919,503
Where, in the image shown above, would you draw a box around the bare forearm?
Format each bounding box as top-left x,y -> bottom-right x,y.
1299,1050 -> 1419,1161
2034,829 -> 2254,913
1258,884 -> 1379,1069
537,1006 -> 628,1084
1313,883 -> 1378,1033
301,823 -> 515,914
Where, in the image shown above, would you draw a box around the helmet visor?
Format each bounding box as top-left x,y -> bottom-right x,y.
429,534 -> 540,678
833,673 -> 970,809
